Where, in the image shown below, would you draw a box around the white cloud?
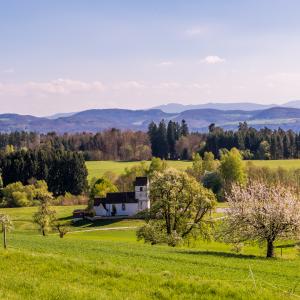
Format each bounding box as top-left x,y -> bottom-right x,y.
157,61 -> 174,67
112,81 -> 145,90
0,79 -> 106,96
201,55 -> 226,64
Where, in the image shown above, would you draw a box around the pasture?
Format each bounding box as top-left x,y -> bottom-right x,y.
86,159 -> 300,179
0,206 -> 300,299
86,160 -> 192,179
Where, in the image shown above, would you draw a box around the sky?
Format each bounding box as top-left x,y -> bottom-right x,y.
1,0 -> 300,116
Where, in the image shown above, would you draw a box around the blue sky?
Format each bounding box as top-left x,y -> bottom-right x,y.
1,0 -> 300,115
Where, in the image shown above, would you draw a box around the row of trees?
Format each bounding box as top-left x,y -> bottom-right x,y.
1,121 -> 300,161
0,149 -> 88,196
205,122 -> 300,159
148,121 -> 300,160
148,120 -> 205,159
0,129 -> 151,161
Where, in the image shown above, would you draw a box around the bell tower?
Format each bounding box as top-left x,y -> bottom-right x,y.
134,177 -> 150,211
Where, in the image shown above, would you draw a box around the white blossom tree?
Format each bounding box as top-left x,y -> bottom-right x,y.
0,214 -> 13,249
223,181 -> 300,258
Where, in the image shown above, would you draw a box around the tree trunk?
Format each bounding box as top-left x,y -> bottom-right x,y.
267,240 -> 274,258
3,224 -> 7,249
42,228 -> 46,236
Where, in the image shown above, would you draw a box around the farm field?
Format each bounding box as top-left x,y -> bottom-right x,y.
86,159 -> 300,179
86,160 -> 192,179
0,206 -> 300,299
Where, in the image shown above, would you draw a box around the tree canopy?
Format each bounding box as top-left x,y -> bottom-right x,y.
137,168 -> 216,246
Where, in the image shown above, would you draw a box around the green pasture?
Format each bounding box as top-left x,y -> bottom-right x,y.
0,206 -> 299,299
86,160 -> 192,179
86,159 -> 300,180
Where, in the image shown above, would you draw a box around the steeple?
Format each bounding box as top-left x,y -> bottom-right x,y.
134,177 -> 150,210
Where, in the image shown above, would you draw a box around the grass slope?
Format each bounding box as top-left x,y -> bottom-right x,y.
86,159 -> 300,179
0,206 -> 299,299
86,160 -> 192,179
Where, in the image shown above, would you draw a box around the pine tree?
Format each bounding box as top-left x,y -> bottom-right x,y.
180,120 -> 189,136
167,121 -> 177,159
157,120 -> 169,159
148,122 -> 159,157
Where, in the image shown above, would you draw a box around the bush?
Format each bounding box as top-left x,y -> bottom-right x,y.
52,193 -> 88,206
202,171 -> 223,199
1,180 -> 52,207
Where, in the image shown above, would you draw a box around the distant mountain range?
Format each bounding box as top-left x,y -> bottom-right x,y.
153,100 -> 300,113
2,105 -> 300,133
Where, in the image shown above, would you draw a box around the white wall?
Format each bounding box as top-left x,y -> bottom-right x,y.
94,204 -> 109,216
94,203 -> 139,216
135,185 -> 149,201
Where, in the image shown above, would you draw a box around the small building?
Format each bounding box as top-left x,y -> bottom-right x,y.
93,177 -> 150,217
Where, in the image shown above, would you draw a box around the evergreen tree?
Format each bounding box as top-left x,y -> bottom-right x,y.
167,121 -> 177,159
180,119 -> 189,136
148,122 -> 159,157
156,120 -> 169,159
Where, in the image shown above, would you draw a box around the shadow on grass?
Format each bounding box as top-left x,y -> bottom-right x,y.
58,216 -> 73,221
275,243 -> 297,249
71,218 -> 123,228
176,249 -> 257,259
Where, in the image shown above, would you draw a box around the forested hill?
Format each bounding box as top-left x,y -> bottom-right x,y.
1,107 -> 300,133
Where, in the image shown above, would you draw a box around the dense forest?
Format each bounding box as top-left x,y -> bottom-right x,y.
0,130 -> 151,161
147,120 -> 300,160
0,120 -> 300,160
0,149 -> 88,196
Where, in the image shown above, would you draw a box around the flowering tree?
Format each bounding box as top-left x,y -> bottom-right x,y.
223,181 -> 300,258
33,192 -> 56,236
0,214 -> 13,249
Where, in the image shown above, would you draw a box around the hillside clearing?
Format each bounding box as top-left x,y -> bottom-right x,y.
86,159 -> 300,179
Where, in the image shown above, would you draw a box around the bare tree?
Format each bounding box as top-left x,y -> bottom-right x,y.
223,181 -> 300,258
0,214 -> 13,249
54,222 -> 69,238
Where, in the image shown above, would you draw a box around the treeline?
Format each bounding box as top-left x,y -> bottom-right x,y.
148,120 -> 205,159
1,121 -> 300,161
0,149 -> 88,196
204,123 -> 300,159
0,129 -> 151,161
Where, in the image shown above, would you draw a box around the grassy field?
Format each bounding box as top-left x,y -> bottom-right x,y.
0,206 -> 300,299
86,160 -> 192,179
86,159 -> 300,179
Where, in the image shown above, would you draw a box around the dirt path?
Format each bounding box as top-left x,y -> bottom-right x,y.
69,226 -> 138,234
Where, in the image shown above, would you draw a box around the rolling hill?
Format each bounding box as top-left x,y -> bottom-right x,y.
153,102 -> 276,113
153,100 -> 300,113
1,106 -> 300,133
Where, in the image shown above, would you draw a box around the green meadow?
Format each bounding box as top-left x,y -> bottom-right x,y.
86,159 -> 300,179
86,160 -> 192,179
0,206 -> 300,299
